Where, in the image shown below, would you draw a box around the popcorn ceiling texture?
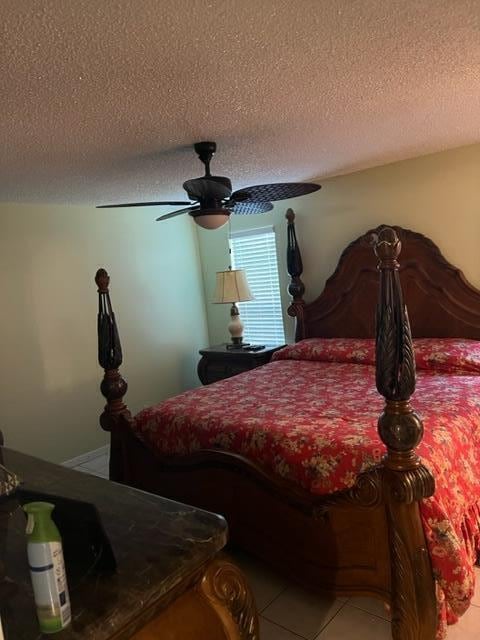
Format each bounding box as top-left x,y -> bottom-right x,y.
1,0 -> 479,204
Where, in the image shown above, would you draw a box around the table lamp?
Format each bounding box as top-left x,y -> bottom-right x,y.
213,268 -> 253,347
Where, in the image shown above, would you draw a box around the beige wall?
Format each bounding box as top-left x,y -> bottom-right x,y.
0,203 -> 208,462
198,143 -> 480,345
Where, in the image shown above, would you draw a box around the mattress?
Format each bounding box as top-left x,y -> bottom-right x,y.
134,337 -> 480,635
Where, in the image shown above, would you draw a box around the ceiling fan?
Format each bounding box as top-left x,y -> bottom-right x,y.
97,141 -> 321,229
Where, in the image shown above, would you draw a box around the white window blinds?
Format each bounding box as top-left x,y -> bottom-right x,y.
230,227 -> 285,344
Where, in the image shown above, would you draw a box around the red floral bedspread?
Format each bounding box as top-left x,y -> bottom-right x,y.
133,338 -> 480,638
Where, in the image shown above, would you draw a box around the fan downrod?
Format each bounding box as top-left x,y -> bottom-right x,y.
194,141 -> 216,177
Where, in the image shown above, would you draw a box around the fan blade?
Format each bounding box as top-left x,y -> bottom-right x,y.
155,206 -> 199,222
231,183 -> 320,203
231,201 -> 274,215
97,201 -> 192,209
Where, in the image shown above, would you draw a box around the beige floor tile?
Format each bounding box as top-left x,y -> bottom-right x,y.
446,603 -> 480,639
262,585 -> 345,640
260,616 -> 306,640
315,604 -> 392,639
77,465 -> 108,479
80,454 -> 109,472
347,595 -> 390,620
227,550 -> 287,612
471,566 -> 480,608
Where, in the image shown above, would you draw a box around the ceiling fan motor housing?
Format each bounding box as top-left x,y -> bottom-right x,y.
182,176 -> 232,202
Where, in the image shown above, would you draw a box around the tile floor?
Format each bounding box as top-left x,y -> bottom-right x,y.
62,445 -> 109,478
64,449 -> 480,639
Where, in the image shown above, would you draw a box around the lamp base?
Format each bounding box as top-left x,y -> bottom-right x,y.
227,303 -> 247,346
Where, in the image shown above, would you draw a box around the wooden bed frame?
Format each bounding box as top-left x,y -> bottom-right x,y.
94,213 -> 480,640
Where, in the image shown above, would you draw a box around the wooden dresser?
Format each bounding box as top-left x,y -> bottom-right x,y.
0,448 -> 258,639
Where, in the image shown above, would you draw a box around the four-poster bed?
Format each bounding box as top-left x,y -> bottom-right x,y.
94,213 -> 480,640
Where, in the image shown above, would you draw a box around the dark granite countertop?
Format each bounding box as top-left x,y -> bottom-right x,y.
0,447 -> 228,640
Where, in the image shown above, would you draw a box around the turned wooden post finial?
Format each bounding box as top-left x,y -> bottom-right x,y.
95,268 -> 123,371
95,268 -> 130,432
373,227 -> 424,471
372,227 -> 437,640
373,227 -> 434,482
286,209 -> 306,340
95,268 -> 110,293
285,208 -> 295,224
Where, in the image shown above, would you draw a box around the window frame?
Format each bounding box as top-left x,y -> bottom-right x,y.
229,225 -> 286,345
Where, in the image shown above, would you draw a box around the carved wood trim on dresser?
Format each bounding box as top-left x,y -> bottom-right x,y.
131,557 -> 259,640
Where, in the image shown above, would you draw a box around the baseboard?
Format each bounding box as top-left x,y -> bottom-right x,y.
62,444 -> 109,468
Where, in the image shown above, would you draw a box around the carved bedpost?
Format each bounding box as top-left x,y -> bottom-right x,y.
286,209 -> 306,341
373,228 -> 437,640
95,268 -> 132,481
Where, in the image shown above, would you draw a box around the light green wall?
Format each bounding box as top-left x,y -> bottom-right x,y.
198,143 -> 480,345
0,203 -> 208,462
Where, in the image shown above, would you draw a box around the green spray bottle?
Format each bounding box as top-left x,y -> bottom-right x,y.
24,502 -> 71,633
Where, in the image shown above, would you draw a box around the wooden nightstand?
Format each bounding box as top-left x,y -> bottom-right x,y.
197,344 -> 285,385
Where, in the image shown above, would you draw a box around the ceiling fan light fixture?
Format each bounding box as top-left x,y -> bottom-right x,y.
97,141 -> 321,228
192,210 -> 230,230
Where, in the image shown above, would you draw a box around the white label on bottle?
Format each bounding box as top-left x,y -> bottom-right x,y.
28,542 -> 71,628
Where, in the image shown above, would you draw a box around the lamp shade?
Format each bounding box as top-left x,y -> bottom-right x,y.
213,269 -> 253,304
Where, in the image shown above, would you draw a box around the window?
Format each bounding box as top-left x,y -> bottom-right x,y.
230,227 -> 285,344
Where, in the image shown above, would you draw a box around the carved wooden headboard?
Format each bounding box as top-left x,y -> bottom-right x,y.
286,211 -> 480,340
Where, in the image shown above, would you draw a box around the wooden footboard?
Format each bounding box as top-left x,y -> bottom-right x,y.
94,222 -> 437,639
117,427 -> 393,600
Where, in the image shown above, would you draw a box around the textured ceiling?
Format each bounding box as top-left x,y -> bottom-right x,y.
1,0 -> 479,204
